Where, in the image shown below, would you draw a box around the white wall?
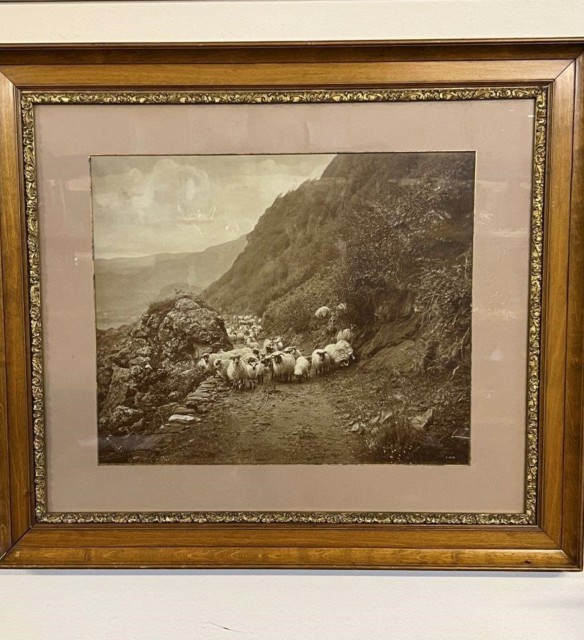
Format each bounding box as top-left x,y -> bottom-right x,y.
0,2 -> 583,639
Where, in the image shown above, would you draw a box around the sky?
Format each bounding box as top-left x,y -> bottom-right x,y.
90,154 -> 335,259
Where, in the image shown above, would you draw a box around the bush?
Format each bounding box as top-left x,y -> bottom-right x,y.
366,413 -> 441,464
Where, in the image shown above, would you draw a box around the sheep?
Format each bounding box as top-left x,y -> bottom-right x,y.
242,352 -> 259,364
246,337 -> 260,349
283,346 -> 302,359
336,328 -> 354,343
204,352 -> 225,373
236,331 -> 245,343
247,360 -> 266,387
273,336 -> 284,350
271,352 -> 295,382
315,306 -> 331,319
261,357 -> 273,381
294,356 -> 311,382
197,353 -> 210,372
325,342 -> 352,368
214,357 -> 230,380
311,349 -> 331,375
227,354 -> 249,389
263,338 -> 275,353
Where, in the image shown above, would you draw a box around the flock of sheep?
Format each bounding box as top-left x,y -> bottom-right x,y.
196,312 -> 356,391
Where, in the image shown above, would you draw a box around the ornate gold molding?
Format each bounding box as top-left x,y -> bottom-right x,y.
21,87 -> 546,525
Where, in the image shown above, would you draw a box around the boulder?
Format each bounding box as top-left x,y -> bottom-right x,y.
359,339 -> 426,374
411,407 -> 435,431
168,414 -> 201,425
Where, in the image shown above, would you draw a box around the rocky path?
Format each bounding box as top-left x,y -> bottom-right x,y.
144,368 -> 375,465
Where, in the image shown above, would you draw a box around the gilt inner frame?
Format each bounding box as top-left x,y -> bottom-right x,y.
21,86 -> 546,526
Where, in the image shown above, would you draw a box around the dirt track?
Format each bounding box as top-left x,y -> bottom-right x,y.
146,367 -> 376,465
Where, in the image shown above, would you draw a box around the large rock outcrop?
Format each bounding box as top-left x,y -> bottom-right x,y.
97,290 -> 231,443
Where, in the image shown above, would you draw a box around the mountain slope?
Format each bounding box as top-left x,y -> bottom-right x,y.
202,153 -> 475,340
95,234 -> 247,328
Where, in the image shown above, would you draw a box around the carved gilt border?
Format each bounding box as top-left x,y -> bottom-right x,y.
20,87 -> 546,525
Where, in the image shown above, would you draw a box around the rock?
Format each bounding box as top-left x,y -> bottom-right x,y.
101,365 -> 131,415
359,339 -> 426,374
411,407 -> 434,430
159,402 -> 179,414
97,291 -> 232,438
351,423 -> 362,433
370,414 -> 380,424
110,406 -> 143,430
380,411 -> 393,424
359,316 -> 418,360
172,406 -> 197,415
168,414 -> 201,425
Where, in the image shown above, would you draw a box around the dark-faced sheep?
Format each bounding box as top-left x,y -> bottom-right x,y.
325,342 -> 352,368
271,352 -> 295,382
311,349 -> 331,375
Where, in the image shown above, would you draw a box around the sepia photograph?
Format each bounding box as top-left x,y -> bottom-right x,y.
92,151 -> 475,465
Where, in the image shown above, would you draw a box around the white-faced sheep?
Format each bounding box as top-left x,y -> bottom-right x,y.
247,360 -> 266,387
273,336 -> 284,351
336,328 -> 354,343
271,352 -> 295,382
311,349 -> 331,375
294,356 -> 311,382
227,354 -> 249,389
315,306 -> 331,319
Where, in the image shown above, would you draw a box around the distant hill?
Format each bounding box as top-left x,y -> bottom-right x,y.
95,234 -> 247,328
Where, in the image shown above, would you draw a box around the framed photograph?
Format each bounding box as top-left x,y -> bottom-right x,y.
0,41 -> 582,569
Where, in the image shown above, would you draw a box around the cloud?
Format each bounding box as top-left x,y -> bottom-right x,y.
91,154 -> 334,258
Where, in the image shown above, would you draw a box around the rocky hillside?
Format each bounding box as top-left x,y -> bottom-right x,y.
97,290 -> 231,461
203,152 -> 475,368
95,234 -> 247,329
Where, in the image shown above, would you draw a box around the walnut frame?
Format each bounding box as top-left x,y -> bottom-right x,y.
0,41 -> 582,569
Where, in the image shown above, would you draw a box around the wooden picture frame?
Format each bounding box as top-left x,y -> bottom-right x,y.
0,40 -> 582,570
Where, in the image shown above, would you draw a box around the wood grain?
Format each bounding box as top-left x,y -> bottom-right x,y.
16,524 -> 557,550
0,72 -> 33,547
561,52 -> 584,567
0,60 -> 572,89
1,543 -> 575,571
0,41 -> 582,65
539,63 -> 576,544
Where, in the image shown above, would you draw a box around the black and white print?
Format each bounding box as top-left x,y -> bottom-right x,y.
92,152 -> 475,465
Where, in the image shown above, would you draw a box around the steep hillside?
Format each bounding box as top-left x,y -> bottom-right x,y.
199,152 -> 475,464
202,152 -> 475,358
95,234 -> 247,328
